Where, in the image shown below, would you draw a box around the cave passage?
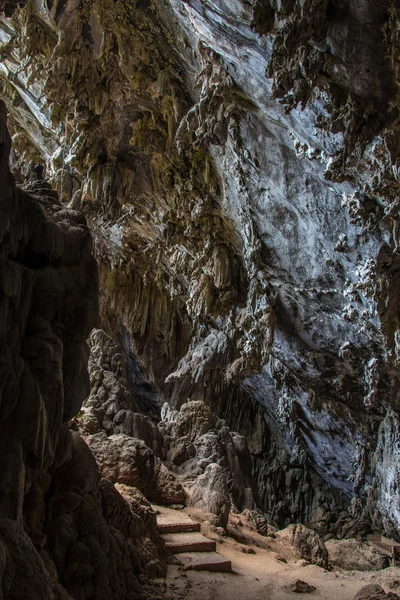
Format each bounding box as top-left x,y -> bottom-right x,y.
0,0 -> 400,598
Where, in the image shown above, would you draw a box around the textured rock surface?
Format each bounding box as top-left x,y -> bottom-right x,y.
274,523 -> 328,569
186,463 -> 231,528
75,335 -> 254,524
290,579 -> 316,594
1,0 -> 400,537
353,585 -> 400,600
86,431 -> 186,505
326,539 -> 389,572
0,99 -> 166,598
160,400 -> 254,520
73,328 -> 165,454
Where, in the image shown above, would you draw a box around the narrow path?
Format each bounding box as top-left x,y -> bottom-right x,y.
153,505 -> 232,573
153,506 -> 400,600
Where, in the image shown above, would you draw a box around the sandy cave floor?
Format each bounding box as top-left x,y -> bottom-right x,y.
164,540 -> 400,600
159,509 -> 400,600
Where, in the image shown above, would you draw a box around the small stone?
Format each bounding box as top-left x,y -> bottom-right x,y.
291,580 -> 316,594
241,546 -> 256,554
275,555 -> 288,563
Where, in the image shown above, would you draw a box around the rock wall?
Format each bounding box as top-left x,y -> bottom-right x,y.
1,0 -> 400,536
0,101 -> 167,597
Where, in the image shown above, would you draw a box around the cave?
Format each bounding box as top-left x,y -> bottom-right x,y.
1,0 -> 400,598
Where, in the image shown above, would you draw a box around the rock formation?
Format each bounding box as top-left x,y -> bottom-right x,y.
0,96 -> 167,598
354,585 -> 400,600
72,328 -> 254,524
326,538 -> 389,572
273,523 -> 328,569
1,0 -> 400,557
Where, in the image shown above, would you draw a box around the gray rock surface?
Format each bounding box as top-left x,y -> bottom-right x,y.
160,400 -> 255,522
186,463 -> 231,528
73,328 -> 165,456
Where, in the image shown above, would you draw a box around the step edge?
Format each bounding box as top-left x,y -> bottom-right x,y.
165,544 -> 217,553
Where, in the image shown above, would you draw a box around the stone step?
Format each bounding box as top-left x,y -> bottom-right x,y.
177,551 -> 232,573
157,521 -> 201,534
161,532 -> 216,553
153,504 -> 201,535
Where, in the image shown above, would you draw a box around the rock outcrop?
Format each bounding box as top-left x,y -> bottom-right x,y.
73,328 -> 165,452
74,329 -> 254,525
160,400 -> 254,519
86,431 -> 186,505
1,0 -> 400,539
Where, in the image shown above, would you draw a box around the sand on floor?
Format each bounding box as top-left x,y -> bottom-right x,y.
161,509 -> 400,600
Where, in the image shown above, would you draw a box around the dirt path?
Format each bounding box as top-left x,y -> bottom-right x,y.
162,514 -> 400,600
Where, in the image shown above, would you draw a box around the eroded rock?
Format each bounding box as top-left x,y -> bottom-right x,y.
160,400 -> 255,523
275,524 -> 328,569
0,104 -> 166,598
326,539 -> 389,572
86,432 -> 185,505
353,585 -> 400,600
186,463 -> 231,528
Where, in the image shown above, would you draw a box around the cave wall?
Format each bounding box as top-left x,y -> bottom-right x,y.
0,97 -> 167,598
1,0 -> 400,535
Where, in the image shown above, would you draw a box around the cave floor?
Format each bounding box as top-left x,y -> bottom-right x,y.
161,511 -> 400,600
164,542 -> 400,600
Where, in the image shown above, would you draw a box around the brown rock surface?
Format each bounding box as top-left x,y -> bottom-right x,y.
274,524 -> 328,569
353,585 -> 400,600
326,539 -> 389,572
86,431 -> 186,505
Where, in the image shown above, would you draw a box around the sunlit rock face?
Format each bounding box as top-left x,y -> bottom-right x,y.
1,0 -> 400,536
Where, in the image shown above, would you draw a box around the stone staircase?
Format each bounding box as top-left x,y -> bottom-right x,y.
154,505 -> 232,573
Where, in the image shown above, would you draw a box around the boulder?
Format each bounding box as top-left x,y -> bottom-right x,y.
241,509 -> 270,536
353,584 -> 400,599
115,484 -> 158,530
275,523 -> 328,568
326,539 -> 388,571
176,401 -> 217,442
